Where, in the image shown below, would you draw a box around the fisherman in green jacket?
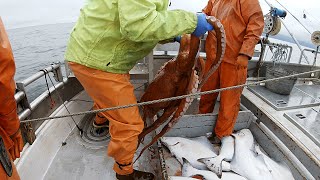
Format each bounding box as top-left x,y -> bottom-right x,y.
65,0 -> 213,179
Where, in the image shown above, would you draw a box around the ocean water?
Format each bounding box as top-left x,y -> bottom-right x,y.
8,23 -> 75,101
7,23 -> 319,101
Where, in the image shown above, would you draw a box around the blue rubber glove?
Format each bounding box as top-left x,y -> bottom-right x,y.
174,36 -> 181,43
192,13 -> 214,37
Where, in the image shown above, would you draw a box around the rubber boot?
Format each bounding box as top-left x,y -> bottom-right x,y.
92,120 -> 109,128
208,135 -> 221,144
116,170 -> 155,180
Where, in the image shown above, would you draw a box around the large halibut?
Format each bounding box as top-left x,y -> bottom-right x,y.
161,137 -> 218,170
231,129 -> 294,180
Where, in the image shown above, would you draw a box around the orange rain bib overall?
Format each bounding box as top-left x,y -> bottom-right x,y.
0,18 -> 21,180
68,62 -> 144,175
199,0 -> 264,138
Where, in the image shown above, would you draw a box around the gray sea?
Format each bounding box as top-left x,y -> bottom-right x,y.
8,23 -> 75,101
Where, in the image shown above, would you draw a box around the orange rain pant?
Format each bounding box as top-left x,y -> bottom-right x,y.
0,18 -> 21,180
200,0 -> 263,139
93,103 -> 108,125
68,62 -> 144,175
199,61 -> 247,139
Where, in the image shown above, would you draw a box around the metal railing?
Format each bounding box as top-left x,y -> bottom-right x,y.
298,48 -> 320,66
268,43 -> 293,63
15,62 -> 64,122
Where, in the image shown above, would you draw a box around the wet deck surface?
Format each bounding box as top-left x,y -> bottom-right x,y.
44,115 -> 162,180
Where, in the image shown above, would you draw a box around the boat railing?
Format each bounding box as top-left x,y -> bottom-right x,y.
15,63 -> 63,121
14,62 -> 84,144
264,42 -> 293,63
298,48 -> 320,65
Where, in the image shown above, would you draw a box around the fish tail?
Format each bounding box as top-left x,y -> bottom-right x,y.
198,156 -> 223,177
211,156 -> 224,177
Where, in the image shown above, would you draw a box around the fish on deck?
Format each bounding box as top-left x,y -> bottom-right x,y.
182,158 -> 219,180
230,129 -> 294,180
182,158 -> 247,180
161,137 -> 218,170
198,136 -> 234,176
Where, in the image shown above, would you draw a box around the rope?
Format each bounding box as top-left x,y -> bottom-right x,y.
279,19 -> 310,64
46,66 -> 83,135
40,69 -> 55,109
21,69 -> 320,123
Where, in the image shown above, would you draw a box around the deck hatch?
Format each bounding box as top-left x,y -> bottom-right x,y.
295,114 -> 306,119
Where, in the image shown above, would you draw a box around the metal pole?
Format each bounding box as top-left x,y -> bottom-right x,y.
313,46 -> 319,66
280,19 -> 310,64
299,49 -> 306,64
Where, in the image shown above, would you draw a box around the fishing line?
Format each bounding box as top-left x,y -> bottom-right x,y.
45,68 -> 84,136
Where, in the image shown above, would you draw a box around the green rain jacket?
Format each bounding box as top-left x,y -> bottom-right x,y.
65,0 -> 197,74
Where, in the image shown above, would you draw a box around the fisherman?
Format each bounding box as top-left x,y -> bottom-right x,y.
65,1 -> 213,179
199,0 -> 264,142
0,17 -> 24,180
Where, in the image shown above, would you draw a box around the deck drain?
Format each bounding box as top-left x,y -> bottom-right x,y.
276,100 -> 287,106
296,114 -> 306,119
76,114 -> 111,149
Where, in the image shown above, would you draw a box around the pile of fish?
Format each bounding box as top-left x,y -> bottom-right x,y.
161,129 -> 295,180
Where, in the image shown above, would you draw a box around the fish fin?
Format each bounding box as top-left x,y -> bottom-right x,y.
198,156 -> 223,177
182,157 -> 190,165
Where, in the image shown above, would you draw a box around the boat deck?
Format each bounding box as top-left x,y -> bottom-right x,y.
16,90 -> 163,180
247,84 -> 320,147
15,63 -> 320,179
16,84 -> 320,180
242,82 -> 320,178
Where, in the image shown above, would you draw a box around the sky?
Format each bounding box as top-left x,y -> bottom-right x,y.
0,0 -> 319,45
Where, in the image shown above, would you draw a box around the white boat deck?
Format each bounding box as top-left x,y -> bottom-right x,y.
16,91 -> 161,180
15,80 -> 320,180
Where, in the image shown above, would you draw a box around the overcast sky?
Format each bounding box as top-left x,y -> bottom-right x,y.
0,0 -> 319,43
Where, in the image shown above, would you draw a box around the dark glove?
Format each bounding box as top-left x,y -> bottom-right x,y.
192,13 -> 214,37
